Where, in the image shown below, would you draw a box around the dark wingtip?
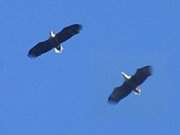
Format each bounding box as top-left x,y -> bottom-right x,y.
28,54 -> 36,59
76,24 -> 83,32
78,24 -> 82,30
149,66 -> 153,75
146,65 -> 153,75
72,24 -> 82,32
142,65 -> 153,76
27,51 -> 38,59
108,96 -> 119,105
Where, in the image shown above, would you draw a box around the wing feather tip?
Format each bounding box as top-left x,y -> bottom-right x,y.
74,24 -> 82,32
27,52 -> 38,58
108,96 -> 119,104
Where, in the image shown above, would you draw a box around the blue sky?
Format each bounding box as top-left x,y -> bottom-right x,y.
0,0 -> 179,134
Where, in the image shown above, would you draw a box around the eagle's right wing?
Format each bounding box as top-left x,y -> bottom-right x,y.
131,65 -> 152,86
28,40 -> 54,58
108,82 -> 132,104
55,24 -> 82,43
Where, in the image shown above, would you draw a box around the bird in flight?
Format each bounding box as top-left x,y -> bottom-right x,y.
108,65 -> 152,104
28,24 -> 82,58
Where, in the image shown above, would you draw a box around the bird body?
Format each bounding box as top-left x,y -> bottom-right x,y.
49,31 -> 63,54
121,72 -> 141,95
28,24 -> 82,58
108,65 -> 152,104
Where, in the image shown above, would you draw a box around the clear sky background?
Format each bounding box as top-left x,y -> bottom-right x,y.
0,0 -> 179,135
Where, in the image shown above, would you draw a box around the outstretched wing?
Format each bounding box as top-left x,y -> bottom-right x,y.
55,24 -> 82,43
28,40 -> 54,58
28,24 -> 82,58
130,65 -> 152,86
108,82 -> 132,104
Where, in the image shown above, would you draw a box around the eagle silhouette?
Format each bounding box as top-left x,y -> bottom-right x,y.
28,24 -> 82,58
108,65 -> 152,104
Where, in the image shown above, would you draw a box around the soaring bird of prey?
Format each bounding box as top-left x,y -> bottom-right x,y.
108,65 -> 152,104
28,24 -> 82,58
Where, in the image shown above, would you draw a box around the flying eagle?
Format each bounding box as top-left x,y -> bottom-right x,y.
108,65 -> 152,104
28,24 -> 82,58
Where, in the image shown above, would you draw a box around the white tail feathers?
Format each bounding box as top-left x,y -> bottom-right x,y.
54,46 -> 64,54
133,87 -> 141,95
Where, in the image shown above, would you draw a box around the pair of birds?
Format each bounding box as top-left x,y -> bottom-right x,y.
28,24 -> 152,104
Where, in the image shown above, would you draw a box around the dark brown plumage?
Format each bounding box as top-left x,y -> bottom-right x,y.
28,24 -> 82,58
108,65 -> 152,104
